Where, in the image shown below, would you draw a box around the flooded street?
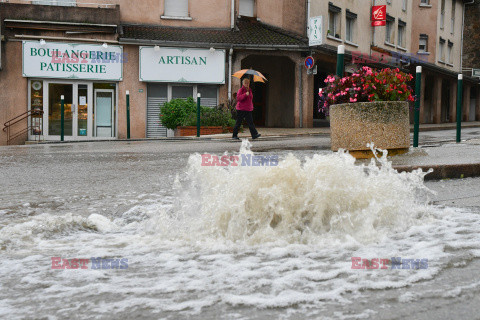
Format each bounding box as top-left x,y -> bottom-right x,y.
1,139 -> 480,319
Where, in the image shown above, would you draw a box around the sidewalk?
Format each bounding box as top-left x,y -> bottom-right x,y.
208,121 -> 480,139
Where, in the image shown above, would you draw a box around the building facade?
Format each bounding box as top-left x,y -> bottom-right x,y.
1,0 -> 479,145
308,0 -> 479,126
0,0 -> 314,145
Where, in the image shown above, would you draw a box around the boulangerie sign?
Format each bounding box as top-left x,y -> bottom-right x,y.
22,41 -> 124,81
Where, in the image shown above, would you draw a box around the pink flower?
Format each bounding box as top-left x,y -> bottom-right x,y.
350,98 -> 357,102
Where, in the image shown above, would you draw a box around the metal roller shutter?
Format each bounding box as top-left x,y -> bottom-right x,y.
147,84 -> 168,138
239,0 -> 254,17
164,0 -> 188,17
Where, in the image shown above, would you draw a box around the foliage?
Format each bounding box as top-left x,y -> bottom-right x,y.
318,67 -> 414,115
182,106 -> 235,127
159,97 -> 197,130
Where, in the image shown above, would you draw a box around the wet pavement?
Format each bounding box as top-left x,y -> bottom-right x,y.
1,130 -> 480,319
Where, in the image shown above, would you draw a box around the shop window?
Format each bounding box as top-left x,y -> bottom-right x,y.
30,80 -> 44,135
419,34 -> 428,53
239,0 -> 255,17
385,15 -> 395,44
164,0 -> 189,17
198,85 -> 218,107
346,10 -> 357,43
172,86 -> 194,100
328,3 -> 341,39
398,20 -> 406,48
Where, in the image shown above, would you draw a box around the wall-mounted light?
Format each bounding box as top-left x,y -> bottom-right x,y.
154,45 -> 160,52
102,43 -> 108,49
209,47 -> 216,53
39,39 -> 46,46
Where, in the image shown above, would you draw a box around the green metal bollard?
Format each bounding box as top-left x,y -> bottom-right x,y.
456,74 -> 463,143
60,95 -> 65,142
197,93 -> 201,137
126,90 -> 131,140
336,45 -> 345,78
413,66 -> 422,148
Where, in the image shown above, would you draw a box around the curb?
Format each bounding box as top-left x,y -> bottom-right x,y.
394,163 -> 480,180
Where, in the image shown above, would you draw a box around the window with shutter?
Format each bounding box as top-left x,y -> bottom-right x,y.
239,0 -> 255,17
165,0 -> 189,17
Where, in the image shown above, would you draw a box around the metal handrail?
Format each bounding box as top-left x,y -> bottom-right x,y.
3,109 -> 44,145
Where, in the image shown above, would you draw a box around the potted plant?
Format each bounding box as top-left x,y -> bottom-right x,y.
319,66 -> 415,158
160,98 -> 236,136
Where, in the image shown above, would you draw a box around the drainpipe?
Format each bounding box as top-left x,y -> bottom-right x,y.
461,0 -> 475,73
228,48 -> 233,100
307,0 -> 311,37
231,0 -> 235,29
299,64 -> 303,128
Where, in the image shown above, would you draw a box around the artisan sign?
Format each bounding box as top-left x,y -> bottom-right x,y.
22,41 -> 123,81
139,47 -> 226,84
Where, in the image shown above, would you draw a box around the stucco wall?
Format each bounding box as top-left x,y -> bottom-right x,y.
118,45 -> 147,139
0,41 -> 28,146
463,0 -> 480,70
411,0 -> 438,65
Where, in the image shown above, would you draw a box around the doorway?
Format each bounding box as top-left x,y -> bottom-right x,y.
28,80 -> 118,141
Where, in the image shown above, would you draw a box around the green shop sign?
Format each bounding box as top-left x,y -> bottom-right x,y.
139,47 -> 225,84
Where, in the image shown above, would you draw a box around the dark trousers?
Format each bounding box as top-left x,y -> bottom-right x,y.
232,110 -> 258,138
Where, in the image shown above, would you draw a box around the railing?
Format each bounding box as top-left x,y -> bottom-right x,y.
3,109 -> 44,145
0,0 -> 117,8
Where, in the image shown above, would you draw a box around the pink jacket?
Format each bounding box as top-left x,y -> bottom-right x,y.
236,86 -> 253,111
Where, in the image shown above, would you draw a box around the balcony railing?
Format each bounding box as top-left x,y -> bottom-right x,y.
0,0 -> 116,8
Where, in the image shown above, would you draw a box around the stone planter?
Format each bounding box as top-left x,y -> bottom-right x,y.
330,101 -> 410,158
175,126 -> 224,137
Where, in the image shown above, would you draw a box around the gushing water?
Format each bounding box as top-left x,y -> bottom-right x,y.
1,142 -> 480,319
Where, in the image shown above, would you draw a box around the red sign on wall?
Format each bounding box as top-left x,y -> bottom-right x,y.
371,5 -> 386,27
372,20 -> 386,27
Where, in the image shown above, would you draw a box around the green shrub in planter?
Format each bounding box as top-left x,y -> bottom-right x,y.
159,97 -> 197,130
182,106 -> 235,127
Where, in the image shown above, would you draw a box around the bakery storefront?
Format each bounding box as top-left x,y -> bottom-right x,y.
23,41 -> 123,141
139,46 -> 226,138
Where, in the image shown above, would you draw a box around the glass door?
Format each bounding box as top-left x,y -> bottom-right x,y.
77,84 -> 89,137
94,89 -> 115,137
48,83 -> 73,137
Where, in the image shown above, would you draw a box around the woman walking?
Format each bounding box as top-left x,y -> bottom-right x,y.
232,78 -> 261,140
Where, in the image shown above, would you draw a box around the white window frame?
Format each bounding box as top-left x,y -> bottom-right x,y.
398,24 -> 406,48
438,39 -> 446,63
385,18 -> 395,45
419,35 -> 428,53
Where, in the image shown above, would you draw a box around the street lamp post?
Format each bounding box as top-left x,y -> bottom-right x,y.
413,66 -> 422,147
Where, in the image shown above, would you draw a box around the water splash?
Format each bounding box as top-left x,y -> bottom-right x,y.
172,143 -> 434,245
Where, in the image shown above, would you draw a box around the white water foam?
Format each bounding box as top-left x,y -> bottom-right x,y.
1,141 -> 480,319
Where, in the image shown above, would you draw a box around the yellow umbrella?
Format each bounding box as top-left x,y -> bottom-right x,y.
232,69 -> 268,83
